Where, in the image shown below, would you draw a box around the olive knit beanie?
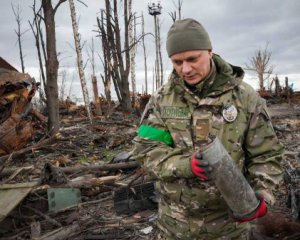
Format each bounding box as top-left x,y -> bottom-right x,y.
166,18 -> 212,57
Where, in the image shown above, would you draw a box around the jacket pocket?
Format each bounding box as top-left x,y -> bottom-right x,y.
165,119 -> 193,149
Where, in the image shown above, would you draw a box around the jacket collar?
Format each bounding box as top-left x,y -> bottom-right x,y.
171,54 -> 244,98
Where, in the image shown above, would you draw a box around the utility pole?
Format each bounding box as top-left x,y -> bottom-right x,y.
148,1 -> 162,90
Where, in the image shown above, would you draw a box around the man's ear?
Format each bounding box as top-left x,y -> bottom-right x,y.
208,49 -> 213,57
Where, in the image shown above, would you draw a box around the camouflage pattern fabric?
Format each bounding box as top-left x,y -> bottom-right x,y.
132,54 -> 284,239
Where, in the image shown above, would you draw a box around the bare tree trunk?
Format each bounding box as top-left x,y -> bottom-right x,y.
59,70 -> 67,100
29,0 -> 46,107
90,38 -> 96,77
42,0 -> 65,134
259,72 -> 264,91
12,4 -> 26,73
120,0 -> 132,111
155,63 -> 158,92
157,16 -> 164,86
97,0 -> 135,112
101,73 -> 112,115
141,13 -> 148,94
89,38 -> 102,116
178,0 -> 183,20
91,75 -> 102,115
98,9 -> 112,114
274,76 -> 281,97
104,0 -> 122,104
129,0 -> 136,106
108,0 -> 132,111
285,76 -> 291,106
152,66 -> 155,94
29,3 -> 46,87
68,0 -> 93,124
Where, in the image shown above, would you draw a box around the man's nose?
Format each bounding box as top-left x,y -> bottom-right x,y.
182,61 -> 192,74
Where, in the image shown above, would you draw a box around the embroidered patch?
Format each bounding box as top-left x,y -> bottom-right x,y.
161,107 -> 190,119
222,105 -> 238,122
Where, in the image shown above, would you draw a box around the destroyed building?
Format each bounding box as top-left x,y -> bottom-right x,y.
0,57 -> 37,156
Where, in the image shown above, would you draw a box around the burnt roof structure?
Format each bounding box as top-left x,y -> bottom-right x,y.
0,57 -> 18,72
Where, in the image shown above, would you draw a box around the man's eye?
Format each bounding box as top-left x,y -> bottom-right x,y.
174,61 -> 182,65
187,57 -> 198,62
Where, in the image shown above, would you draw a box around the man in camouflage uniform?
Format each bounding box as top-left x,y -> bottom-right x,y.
132,18 -> 283,239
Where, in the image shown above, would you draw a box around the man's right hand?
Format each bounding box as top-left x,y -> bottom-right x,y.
191,152 -> 212,181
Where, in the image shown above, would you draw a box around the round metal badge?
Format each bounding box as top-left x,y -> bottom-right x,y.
222,105 -> 238,122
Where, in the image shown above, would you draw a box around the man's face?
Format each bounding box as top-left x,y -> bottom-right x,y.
170,50 -> 212,85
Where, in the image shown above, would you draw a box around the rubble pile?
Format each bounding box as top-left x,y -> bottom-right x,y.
270,103 -> 300,223
0,69 -> 38,156
0,112 -> 158,239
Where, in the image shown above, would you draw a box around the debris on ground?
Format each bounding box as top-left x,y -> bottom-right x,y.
0,109 -> 158,239
0,97 -> 300,239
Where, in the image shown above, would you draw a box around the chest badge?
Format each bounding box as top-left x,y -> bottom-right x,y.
222,105 -> 238,122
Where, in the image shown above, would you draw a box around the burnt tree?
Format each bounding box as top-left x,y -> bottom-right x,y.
29,0 -> 47,105
88,38 -> 102,116
97,0 -> 133,112
41,0 -> 67,134
97,9 -> 112,116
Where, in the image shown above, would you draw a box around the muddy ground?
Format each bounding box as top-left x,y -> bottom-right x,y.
0,102 -> 299,239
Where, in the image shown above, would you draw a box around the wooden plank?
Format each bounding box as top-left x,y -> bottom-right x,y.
0,181 -> 38,190
0,182 -> 38,223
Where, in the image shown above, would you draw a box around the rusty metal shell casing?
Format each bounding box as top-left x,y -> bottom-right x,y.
200,137 -> 259,217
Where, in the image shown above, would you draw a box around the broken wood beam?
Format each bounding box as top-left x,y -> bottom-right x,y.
60,161 -> 139,174
0,161 -> 139,178
67,175 -> 118,188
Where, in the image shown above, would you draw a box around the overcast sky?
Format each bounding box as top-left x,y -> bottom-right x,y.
1,0 -> 300,101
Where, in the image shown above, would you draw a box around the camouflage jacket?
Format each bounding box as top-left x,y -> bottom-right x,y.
133,54 -> 283,239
